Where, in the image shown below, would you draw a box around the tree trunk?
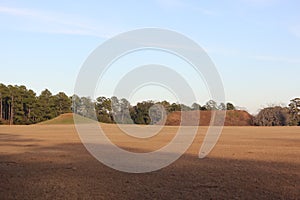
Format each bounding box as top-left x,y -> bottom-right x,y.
10,96 -> 14,125
59,101 -> 62,115
0,93 -> 2,120
8,101 -> 11,121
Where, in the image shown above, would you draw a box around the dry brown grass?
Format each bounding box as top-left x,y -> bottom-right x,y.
166,110 -> 253,126
0,124 -> 299,199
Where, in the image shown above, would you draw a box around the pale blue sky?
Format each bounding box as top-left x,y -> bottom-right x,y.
0,0 -> 299,113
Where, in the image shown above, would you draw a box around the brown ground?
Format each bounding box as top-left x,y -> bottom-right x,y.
0,125 -> 299,199
166,110 -> 253,126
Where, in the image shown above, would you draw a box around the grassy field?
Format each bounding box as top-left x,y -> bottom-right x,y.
0,124 -> 299,199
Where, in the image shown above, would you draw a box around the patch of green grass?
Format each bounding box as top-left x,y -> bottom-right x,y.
39,113 -> 97,125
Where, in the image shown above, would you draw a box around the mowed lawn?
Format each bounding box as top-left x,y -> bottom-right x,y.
0,124 -> 299,199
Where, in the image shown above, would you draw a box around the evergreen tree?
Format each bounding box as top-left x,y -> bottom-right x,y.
54,92 -> 71,115
35,89 -> 56,122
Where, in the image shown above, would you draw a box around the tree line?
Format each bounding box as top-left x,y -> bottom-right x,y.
72,96 -> 236,125
0,84 -> 71,124
0,83 -> 235,125
0,83 -> 299,126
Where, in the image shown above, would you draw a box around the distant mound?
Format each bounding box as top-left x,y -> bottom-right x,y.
39,113 -> 74,124
39,113 -> 95,125
165,110 -> 253,126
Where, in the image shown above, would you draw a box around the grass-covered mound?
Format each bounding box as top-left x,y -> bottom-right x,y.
39,113 -> 96,125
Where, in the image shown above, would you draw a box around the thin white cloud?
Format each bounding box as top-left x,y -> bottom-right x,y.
206,46 -> 241,57
252,55 -> 300,64
0,5 -> 35,16
240,0 -> 279,6
0,5 -> 119,38
155,0 -> 185,9
155,0 -> 218,16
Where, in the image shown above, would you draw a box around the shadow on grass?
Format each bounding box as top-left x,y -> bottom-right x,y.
0,133 -> 42,144
0,139 -> 299,199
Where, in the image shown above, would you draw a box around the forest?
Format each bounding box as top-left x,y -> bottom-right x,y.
0,83 -> 299,126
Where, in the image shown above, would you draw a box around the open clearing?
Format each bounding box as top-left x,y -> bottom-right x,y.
0,125 -> 299,199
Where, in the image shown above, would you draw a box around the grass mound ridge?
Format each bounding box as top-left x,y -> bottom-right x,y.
39,113 -> 95,125
165,110 -> 253,126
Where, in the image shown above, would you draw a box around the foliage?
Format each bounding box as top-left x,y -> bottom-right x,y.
226,102 -> 236,110
1,82 -> 299,126
130,101 -> 154,124
205,100 -> 218,110
95,96 -> 113,123
253,106 -> 290,126
288,98 -> 300,126
0,84 -> 71,124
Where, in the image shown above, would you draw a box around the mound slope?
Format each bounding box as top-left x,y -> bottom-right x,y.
39,113 -> 75,124
165,110 -> 253,126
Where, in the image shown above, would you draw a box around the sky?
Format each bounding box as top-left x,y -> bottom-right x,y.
0,0 -> 299,114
